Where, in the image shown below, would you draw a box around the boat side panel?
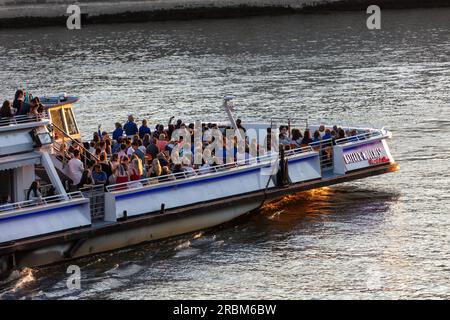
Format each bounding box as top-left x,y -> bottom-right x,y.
0,199 -> 91,243
287,153 -> 322,183
105,167 -> 265,221
333,137 -> 394,174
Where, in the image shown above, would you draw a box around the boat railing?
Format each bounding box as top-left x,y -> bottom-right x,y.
335,130 -> 384,145
0,191 -> 85,214
106,145 -> 314,192
0,111 -> 49,127
79,185 -> 105,220
52,122 -> 101,164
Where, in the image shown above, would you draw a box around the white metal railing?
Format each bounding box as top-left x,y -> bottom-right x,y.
0,112 -> 49,127
106,145 -> 314,192
335,130 -> 383,145
0,192 -> 84,214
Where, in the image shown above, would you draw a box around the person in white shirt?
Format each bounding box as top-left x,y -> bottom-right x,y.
68,149 -> 84,186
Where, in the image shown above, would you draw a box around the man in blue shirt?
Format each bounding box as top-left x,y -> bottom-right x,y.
123,115 -> 138,137
112,122 -> 123,141
92,164 -> 107,186
138,119 -> 151,139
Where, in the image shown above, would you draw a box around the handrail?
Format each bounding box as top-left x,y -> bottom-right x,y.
106,145 -> 314,192
0,192 -> 84,214
335,130 -> 383,145
52,122 -> 100,163
0,111 -> 49,126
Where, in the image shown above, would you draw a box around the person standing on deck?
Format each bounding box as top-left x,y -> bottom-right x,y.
139,119 -> 151,139
68,149 -> 84,187
112,122 -> 123,141
124,115 -> 138,137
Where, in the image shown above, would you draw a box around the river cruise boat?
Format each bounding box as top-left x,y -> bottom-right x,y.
0,94 -> 398,278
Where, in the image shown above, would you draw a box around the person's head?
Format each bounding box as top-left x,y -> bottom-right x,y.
14,89 -> 24,101
99,141 -> 106,149
115,122 -> 122,129
100,153 -> 106,162
319,125 -> 325,132
304,129 -> 311,140
94,164 -> 101,172
1,100 -> 11,111
73,149 -> 80,159
30,97 -> 41,106
133,158 -> 143,176
111,153 -> 119,162
280,126 -> 287,135
338,128 -> 346,139
236,119 -> 242,126
314,130 -> 321,140
325,128 -> 331,135
152,159 -> 162,176
132,141 -> 138,150
30,180 -> 40,191
159,133 -> 166,141
292,128 -> 302,141
121,155 -> 129,164
120,143 -> 127,151
142,119 -> 147,126
128,115 -> 134,122
82,169 -> 91,179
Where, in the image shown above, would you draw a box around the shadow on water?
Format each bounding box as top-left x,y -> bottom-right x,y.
0,185 -> 400,299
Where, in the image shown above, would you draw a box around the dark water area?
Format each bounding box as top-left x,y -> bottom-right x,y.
0,8 -> 449,299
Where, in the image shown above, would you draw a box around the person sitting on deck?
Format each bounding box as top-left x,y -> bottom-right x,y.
124,115 -> 138,137
131,141 -> 146,164
92,164 -> 107,186
12,89 -> 24,115
290,128 -> 303,148
319,125 -> 326,138
322,129 -> 332,141
0,100 -> 13,119
146,137 -> 160,160
279,126 -> 291,146
78,170 -> 94,189
236,119 -> 246,133
139,119 -> 151,139
27,180 -> 42,203
301,129 -> 313,146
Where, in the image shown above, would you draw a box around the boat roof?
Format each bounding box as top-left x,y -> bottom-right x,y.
39,96 -> 79,109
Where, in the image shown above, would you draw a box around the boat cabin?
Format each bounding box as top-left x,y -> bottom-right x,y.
40,94 -> 81,141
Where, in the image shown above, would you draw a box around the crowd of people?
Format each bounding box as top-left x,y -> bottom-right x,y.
57,113 -> 358,192
1,89 -> 45,120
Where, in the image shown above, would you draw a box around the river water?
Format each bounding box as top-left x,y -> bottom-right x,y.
0,8 -> 449,299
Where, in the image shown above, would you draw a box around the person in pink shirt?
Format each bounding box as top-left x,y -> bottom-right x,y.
156,133 -> 168,152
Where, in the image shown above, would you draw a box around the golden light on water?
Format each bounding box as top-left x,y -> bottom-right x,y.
12,268 -> 35,292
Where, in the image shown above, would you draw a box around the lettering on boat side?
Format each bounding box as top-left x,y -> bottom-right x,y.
67,5 -> 81,30
366,5 -> 381,30
343,140 -> 390,171
344,147 -> 383,165
173,304 -> 277,317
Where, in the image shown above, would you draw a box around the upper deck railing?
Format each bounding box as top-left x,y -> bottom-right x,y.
106,145 -> 314,192
0,192 -> 84,214
0,112 -> 49,127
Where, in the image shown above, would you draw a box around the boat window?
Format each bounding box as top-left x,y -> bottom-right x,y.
64,108 -> 79,135
49,108 -> 66,132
